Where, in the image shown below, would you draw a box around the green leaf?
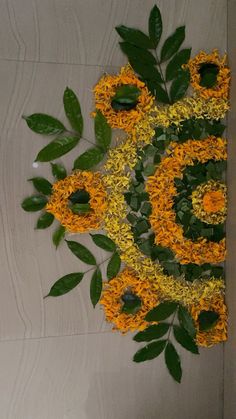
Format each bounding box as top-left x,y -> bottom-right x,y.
50,162 -> 67,180
46,272 -> 84,297
107,252 -> 121,280
143,164 -> 156,176
23,113 -> 65,135
52,225 -> 65,248
121,292 -> 142,314
178,305 -> 196,338
170,70 -> 190,102
116,25 -> 153,49
140,202 -> 152,217
199,63 -> 219,88
148,5 -> 162,48
160,26 -> 185,62
112,84 -> 140,103
173,325 -> 199,354
133,340 -> 166,363
165,48 -> 192,81
90,268 -> 102,307
165,342 -> 182,383
134,323 -> 169,342
70,203 -> 91,214
66,240 -> 96,265
154,83 -> 170,104
69,189 -> 90,204
94,111 -> 111,151
21,195 -> 48,212
198,310 -> 219,331
73,147 -> 104,170
146,301 -> 177,322
36,212 -> 54,229
119,42 -> 157,66
35,136 -> 79,162
129,60 -> 163,84
63,87 -> 83,136
90,234 -> 116,252
28,177 -> 52,195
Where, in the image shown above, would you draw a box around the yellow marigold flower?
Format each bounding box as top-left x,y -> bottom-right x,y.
46,171 -> 107,233
192,180 -> 227,224
100,268 -> 159,333
184,49 -> 230,100
190,295 -> 227,347
93,64 -> 154,133
147,137 -> 227,265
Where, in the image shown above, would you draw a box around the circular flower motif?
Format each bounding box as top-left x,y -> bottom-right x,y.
184,49 -> 230,99
190,295 -> 227,347
100,268 -> 159,333
192,180 -> 227,224
146,136 -> 226,265
93,64 -> 154,133
46,171 -> 107,233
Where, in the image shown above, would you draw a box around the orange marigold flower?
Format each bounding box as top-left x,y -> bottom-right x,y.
190,295 -> 227,347
184,49 -> 230,99
93,64 -> 154,133
100,268 -> 159,333
46,171 -> 107,233
146,137 -> 227,265
192,180 -> 227,224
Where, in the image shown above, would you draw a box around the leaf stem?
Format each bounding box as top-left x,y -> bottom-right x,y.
154,50 -> 170,102
166,307 -> 178,344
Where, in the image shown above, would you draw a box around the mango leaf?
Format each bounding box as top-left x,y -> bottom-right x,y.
73,147 -> 104,170
160,26 -> 185,62
94,111 -> 111,151
165,342 -> 182,383
178,305 -> 196,338
154,83 -> 170,104
198,310 -> 219,331
66,240 -> 96,265
107,252 -> 121,280
36,212 -> 54,229
134,323 -> 169,342
143,163 -> 156,176
170,70 -> 190,102
119,42 -> 157,66
21,195 -> 48,212
23,113 -> 65,135
165,48 -> 192,81
46,272 -> 84,297
148,5 -> 162,48
173,325 -> 199,354
51,162 -> 67,180
129,60 -> 163,84
145,301 -> 177,322
52,225 -> 65,248
28,177 -> 52,195
35,136 -> 79,162
90,268 -> 102,307
133,340 -> 166,363
70,203 -> 91,214
121,293 -> 141,314
90,234 -> 116,252
116,25 -> 153,49
112,84 -> 140,103
199,63 -> 219,88
69,189 -> 90,204
63,87 -> 83,136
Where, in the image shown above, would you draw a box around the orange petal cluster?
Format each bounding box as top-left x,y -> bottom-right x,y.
147,137 -> 227,265
46,171 -> 107,233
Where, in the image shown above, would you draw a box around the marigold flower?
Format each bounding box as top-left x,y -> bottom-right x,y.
192,180 -> 227,224
93,64 -> 154,133
46,171 -> 107,233
100,268 -> 159,333
184,49 -> 230,100
190,295 -> 227,347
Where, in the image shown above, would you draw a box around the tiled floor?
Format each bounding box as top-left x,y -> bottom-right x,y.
0,1 -> 228,418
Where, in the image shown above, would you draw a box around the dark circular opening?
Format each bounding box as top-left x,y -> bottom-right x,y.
198,310 -> 219,331
198,63 -> 219,88
121,291 -> 142,314
69,189 -> 91,214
